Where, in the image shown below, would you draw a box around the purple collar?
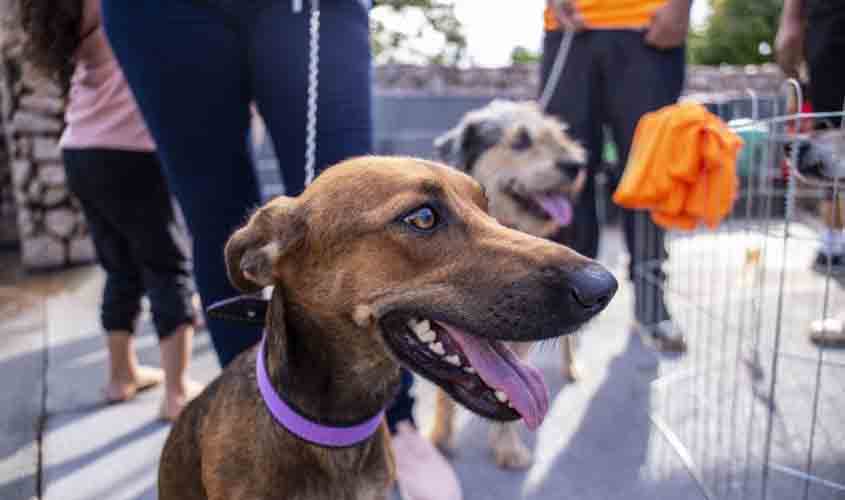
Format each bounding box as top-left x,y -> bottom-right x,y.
256,336 -> 385,448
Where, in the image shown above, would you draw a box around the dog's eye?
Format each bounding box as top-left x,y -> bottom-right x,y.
511,128 -> 533,151
403,206 -> 438,231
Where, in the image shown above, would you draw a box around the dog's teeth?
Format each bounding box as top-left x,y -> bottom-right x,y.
463,366 -> 476,374
495,390 -> 508,403
408,319 -> 436,342
418,329 -> 436,343
444,354 -> 461,366
429,342 -> 445,356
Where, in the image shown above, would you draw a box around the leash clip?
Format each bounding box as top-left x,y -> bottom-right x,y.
206,295 -> 269,325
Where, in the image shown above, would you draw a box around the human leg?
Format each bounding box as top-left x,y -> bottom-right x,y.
600,30 -> 686,350
63,148 -> 164,401
248,0 -> 373,197
102,0 -> 263,367
541,29 -> 604,258
96,150 -> 204,419
804,5 -> 845,344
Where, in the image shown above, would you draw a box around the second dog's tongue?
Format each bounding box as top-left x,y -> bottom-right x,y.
534,195 -> 573,227
436,322 -> 549,430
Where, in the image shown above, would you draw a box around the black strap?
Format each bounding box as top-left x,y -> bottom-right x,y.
206,295 -> 269,325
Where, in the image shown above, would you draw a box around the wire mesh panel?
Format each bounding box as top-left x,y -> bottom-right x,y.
640,84 -> 845,500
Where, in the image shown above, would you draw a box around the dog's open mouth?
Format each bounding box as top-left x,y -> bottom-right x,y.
381,316 -> 549,429
507,188 -> 574,227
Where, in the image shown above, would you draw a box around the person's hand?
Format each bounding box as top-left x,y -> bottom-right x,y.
547,0 -> 585,32
645,0 -> 691,49
775,14 -> 804,77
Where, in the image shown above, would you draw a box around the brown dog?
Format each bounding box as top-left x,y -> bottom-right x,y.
157,156 -> 616,500
432,100 -> 588,468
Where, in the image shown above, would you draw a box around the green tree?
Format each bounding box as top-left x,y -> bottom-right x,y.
371,0 -> 466,66
510,45 -> 540,65
689,0 -> 780,65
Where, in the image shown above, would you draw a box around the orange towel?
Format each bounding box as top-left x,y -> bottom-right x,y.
612,102 -> 744,231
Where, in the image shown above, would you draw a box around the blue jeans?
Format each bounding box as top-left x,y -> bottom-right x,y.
102,0 -> 373,366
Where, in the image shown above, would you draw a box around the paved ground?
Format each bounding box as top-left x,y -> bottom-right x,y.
1,226 -> 843,500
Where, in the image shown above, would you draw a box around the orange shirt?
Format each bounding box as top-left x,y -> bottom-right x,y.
544,0 -> 667,30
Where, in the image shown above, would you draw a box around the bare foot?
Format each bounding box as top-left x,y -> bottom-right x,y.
490,422 -> 533,470
160,380 -> 204,422
103,365 -> 164,403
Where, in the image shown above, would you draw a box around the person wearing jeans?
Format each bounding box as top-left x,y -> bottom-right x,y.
101,1 -> 460,497
542,0 -> 692,352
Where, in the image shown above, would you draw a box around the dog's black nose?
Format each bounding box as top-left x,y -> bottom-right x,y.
551,264 -> 617,319
569,264 -> 617,311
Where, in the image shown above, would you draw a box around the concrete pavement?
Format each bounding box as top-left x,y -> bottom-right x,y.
1,227 -> 843,500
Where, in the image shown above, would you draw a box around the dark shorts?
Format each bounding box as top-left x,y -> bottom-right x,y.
806,2 -> 845,125
63,148 -> 196,338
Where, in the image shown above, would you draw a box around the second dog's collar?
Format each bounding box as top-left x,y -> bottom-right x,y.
256,334 -> 385,448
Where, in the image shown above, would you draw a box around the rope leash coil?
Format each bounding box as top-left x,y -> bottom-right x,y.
304,0 -> 320,186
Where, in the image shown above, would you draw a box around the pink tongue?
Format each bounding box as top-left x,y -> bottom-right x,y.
534,195 -> 573,227
436,322 -> 549,430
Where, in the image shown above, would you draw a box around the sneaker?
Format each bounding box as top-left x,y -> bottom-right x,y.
808,317 -> 845,347
636,320 -> 687,353
391,421 -> 462,500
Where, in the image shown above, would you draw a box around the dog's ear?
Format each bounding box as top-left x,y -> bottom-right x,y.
224,196 -> 305,293
434,127 -> 461,165
434,119 -> 502,172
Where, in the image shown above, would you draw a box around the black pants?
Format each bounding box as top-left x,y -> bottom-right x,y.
63,148 -> 195,338
541,29 -> 685,325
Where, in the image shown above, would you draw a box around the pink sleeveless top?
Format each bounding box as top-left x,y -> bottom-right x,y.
59,0 -> 155,151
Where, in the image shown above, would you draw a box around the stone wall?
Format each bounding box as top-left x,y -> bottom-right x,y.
0,110 -> 12,246
374,63 -> 787,100
0,59 -> 786,270
0,45 -> 95,270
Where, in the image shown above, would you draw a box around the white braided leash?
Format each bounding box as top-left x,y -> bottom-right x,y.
304,0 -> 320,186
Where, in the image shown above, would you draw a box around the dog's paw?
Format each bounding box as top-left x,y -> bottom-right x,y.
489,423 -> 533,469
561,361 -> 582,382
492,440 -> 533,469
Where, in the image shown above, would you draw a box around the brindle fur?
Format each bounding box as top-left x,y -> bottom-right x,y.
432,100 -> 587,469
159,156 -> 608,499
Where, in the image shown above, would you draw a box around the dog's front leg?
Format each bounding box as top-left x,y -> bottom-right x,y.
428,389 -> 457,455
489,422 -> 532,469
561,335 -> 581,382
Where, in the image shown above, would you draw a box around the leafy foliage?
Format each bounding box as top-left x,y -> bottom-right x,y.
371,0 -> 466,66
510,45 -> 540,65
688,0 -> 781,65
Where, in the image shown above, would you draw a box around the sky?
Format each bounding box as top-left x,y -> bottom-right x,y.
373,1 -> 713,68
